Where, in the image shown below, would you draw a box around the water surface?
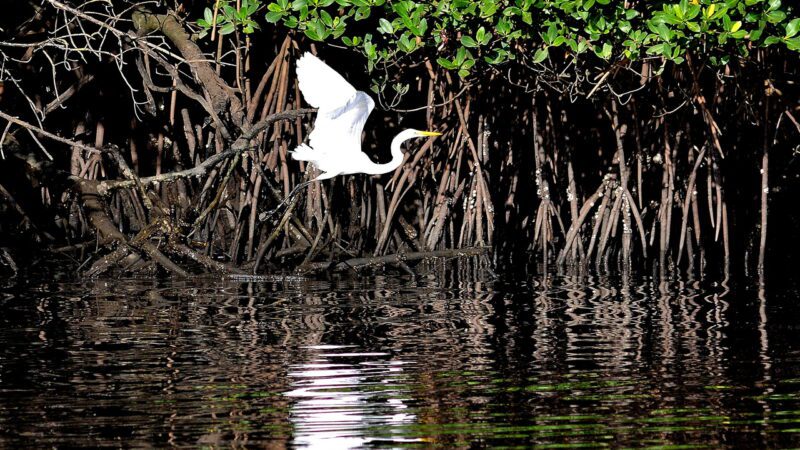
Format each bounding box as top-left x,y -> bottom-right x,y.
1,266 -> 799,448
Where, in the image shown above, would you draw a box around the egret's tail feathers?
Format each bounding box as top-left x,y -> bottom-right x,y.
290,143 -> 317,162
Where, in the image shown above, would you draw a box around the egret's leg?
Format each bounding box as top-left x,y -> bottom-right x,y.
259,169 -> 340,222
259,179 -> 315,222
284,179 -> 315,206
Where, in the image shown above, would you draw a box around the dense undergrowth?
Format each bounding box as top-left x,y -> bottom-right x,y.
0,0 -> 797,278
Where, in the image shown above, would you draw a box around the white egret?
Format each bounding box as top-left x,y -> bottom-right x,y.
262,52 -> 441,219
291,52 -> 441,179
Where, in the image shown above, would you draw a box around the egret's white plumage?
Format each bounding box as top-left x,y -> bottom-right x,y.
290,52 -> 440,181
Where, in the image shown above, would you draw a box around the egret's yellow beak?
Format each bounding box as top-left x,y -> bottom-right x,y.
419,130 -> 442,137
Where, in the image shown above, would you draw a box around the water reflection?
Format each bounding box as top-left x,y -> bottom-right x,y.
0,266 -> 799,448
286,345 -> 416,448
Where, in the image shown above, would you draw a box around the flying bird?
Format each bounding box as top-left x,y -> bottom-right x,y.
291,52 -> 441,180
261,52 -> 441,219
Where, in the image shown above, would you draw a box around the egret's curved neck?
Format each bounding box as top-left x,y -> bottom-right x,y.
363,130 -> 415,175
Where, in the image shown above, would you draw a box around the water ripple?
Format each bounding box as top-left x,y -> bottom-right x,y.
0,273 -> 798,448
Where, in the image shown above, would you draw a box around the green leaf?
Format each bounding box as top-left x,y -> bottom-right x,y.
455,46 -> 467,65
304,27 -> 321,41
219,23 -> 236,35
786,18 -> 800,38
532,47 -> 549,63
354,6 -> 371,20
593,42 -> 612,59
378,18 -> 394,34
364,40 -> 377,59
437,57 -> 456,69
265,11 -> 284,23
304,20 -> 328,41
284,16 -> 299,28
397,33 -> 417,52
461,36 -> 478,47
766,10 -> 787,24
319,10 -> 333,27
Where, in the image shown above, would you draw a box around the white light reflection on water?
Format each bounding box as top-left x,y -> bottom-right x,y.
286,345 -> 419,449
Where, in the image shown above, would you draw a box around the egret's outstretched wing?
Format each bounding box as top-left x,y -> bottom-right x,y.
307,91 -> 374,157
294,52 -> 375,169
296,52 -> 357,111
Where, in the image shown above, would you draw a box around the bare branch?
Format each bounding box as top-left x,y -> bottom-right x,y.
0,109 -> 103,155
98,108 -> 313,192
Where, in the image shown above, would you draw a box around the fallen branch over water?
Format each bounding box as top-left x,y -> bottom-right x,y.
299,247 -> 489,274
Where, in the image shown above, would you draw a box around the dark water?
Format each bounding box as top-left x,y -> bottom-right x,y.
1,265 -> 800,448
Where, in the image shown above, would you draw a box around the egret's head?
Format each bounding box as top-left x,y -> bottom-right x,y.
394,129 -> 443,150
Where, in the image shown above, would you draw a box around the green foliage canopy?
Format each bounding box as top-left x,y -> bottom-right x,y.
199,0 -> 799,78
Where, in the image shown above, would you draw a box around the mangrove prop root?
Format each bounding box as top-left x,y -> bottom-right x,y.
0,3 -> 794,276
